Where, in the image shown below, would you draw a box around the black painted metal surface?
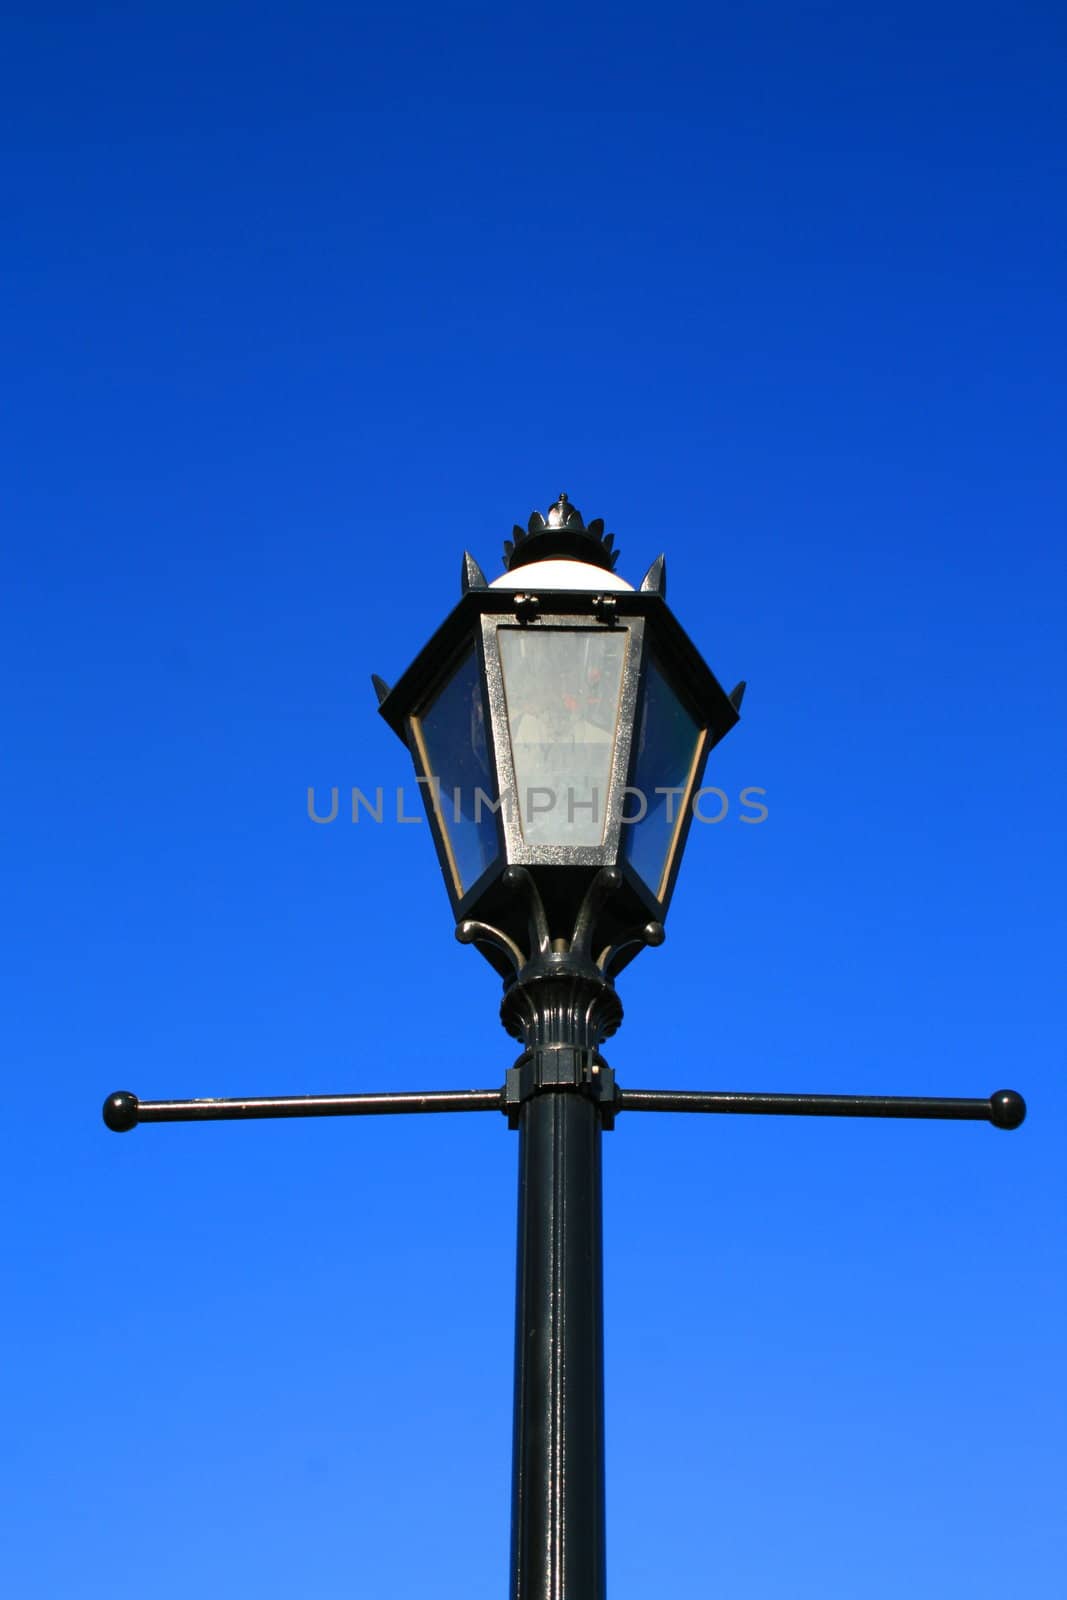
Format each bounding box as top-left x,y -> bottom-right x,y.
497,881 -> 624,1600
102,1087 -> 503,1130
616,1087 -> 1027,1128
512,1089 -> 606,1600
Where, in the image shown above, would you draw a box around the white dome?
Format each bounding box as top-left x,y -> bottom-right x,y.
490,557 -> 633,593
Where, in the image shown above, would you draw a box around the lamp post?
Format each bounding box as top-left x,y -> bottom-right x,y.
104,492 -> 1026,1600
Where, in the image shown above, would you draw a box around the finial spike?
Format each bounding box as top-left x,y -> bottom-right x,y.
640,554 -> 666,596
461,551 -> 488,593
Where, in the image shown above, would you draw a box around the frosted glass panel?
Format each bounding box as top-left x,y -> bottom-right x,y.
499,629 -> 627,845
623,658 -> 703,898
414,646 -> 499,894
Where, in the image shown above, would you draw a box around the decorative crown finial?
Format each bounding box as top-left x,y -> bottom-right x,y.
502,492 -> 620,574
547,491 -> 573,527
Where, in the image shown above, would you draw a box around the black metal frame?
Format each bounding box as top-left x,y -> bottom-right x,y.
377,585 -> 739,980
379,587 -> 739,803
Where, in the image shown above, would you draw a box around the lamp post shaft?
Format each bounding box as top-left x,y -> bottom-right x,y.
512,1088 -> 607,1600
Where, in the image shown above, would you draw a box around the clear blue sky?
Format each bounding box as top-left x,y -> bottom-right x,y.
3,4 -> 1064,1596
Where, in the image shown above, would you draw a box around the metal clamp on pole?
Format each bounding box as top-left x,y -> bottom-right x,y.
504,1051 -> 618,1130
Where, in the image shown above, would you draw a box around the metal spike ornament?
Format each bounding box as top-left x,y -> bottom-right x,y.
503,491 -> 621,573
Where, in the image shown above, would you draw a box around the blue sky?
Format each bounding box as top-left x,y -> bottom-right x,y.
3,3 -> 1064,1596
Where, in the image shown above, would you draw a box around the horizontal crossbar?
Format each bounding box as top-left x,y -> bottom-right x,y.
103,1085 -> 1025,1132
616,1088 -> 1026,1128
102,1088 -> 504,1131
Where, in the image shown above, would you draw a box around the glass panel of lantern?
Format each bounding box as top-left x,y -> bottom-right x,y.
623,655 -> 706,901
497,627 -> 629,847
410,644 -> 500,896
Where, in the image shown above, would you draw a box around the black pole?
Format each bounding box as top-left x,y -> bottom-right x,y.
512,1089 -> 606,1600
499,949 -> 621,1600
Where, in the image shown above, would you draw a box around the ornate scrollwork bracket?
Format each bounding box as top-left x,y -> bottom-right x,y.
455,867 -> 665,1127
456,866 -> 664,982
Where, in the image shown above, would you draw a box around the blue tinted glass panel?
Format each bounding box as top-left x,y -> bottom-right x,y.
415,646 -> 499,895
624,658 -> 703,899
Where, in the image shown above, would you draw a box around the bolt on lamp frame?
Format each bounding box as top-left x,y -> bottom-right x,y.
104,492 -> 1026,1600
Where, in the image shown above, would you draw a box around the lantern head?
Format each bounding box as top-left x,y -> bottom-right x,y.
376,494 -> 742,980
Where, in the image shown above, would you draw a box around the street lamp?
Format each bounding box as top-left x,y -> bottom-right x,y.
375,493 -> 744,1596
104,491 -> 1026,1600
373,491 -> 740,988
